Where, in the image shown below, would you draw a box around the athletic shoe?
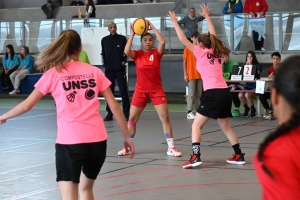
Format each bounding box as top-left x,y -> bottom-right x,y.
182,154 -> 202,169
232,107 -> 240,117
226,153 -> 246,165
187,112 -> 195,120
265,111 -> 275,120
167,146 -> 182,157
117,146 -> 129,156
243,106 -> 250,117
104,115 -> 113,121
249,107 -> 256,118
9,89 -> 16,95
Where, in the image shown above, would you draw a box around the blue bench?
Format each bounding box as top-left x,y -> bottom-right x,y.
0,73 -> 43,94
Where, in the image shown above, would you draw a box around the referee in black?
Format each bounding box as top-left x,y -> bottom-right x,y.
101,22 -> 130,121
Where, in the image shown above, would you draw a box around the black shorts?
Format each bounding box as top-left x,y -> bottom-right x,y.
55,140 -> 107,183
196,88 -> 232,119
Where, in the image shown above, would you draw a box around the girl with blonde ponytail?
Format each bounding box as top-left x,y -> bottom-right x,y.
0,29 -> 134,199
169,5 -> 245,168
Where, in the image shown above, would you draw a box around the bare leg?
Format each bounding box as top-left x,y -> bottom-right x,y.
238,92 -> 247,105
58,181 -> 78,200
153,103 -> 173,137
79,171 -> 95,200
217,118 -> 238,145
127,105 -> 145,137
191,113 -> 210,143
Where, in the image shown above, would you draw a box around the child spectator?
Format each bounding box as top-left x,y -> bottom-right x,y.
254,55 -> 300,200
85,0 -> 96,18
238,51 -> 262,118
9,46 -> 33,95
183,31 -> 203,120
244,0 -> 268,18
222,55 -> 241,117
222,0 -> 243,14
259,52 -> 281,120
0,44 -> 19,94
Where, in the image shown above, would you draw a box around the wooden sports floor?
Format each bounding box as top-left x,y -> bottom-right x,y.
0,98 -> 276,199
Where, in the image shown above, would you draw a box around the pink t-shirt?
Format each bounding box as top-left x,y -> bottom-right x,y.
193,46 -> 227,91
35,61 -> 111,144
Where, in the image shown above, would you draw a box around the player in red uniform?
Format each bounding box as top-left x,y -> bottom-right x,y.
117,21 -> 182,157
254,55 -> 300,200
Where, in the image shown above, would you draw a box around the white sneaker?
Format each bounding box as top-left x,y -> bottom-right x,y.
167,146 -> 182,157
117,146 -> 129,156
9,90 -> 16,95
187,112 -> 195,119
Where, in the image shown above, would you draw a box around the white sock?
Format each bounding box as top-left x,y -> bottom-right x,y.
166,138 -> 174,148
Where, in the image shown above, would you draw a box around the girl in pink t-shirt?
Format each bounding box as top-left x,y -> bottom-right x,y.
0,30 -> 134,199
169,5 -> 245,169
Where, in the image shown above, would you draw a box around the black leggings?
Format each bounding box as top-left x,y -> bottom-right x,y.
259,92 -> 272,111
0,69 -> 15,89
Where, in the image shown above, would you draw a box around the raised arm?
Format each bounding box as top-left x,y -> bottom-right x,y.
124,24 -> 135,59
168,11 -> 194,52
0,89 -> 44,124
148,21 -> 165,55
199,4 -> 216,36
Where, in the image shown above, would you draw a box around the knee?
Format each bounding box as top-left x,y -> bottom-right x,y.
245,93 -> 252,99
238,93 -> 244,100
160,113 -> 170,123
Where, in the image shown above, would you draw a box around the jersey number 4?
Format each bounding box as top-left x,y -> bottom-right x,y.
149,55 -> 154,61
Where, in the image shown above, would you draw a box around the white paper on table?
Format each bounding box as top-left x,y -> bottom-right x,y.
256,80 -> 266,94
82,29 -> 94,45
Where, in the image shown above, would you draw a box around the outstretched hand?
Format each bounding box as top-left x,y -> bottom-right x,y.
0,116 -> 6,124
167,11 -> 178,23
199,4 -> 210,18
124,138 -> 135,159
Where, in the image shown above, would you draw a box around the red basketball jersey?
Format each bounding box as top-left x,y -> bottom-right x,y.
132,49 -> 163,92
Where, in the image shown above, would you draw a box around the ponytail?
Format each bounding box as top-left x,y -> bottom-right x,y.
197,33 -> 229,58
35,30 -> 81,73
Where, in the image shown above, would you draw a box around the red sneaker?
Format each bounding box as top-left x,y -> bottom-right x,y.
226,153 -> 246,164
117,146 -> 129,156
182,155 -> 202,169
167,146 -> 182,157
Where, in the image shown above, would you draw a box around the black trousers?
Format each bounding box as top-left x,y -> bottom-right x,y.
259,92 -> 272,111
105,70 -> 130,118
0,69 -> 15,89
41,2 -> 62,19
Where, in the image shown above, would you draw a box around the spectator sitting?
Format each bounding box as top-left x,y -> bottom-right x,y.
84,0 -> 96,18
177,7 -> 205,40
244,0 -> 268,18
222,55 -> 241,117
238,51 -> 262,118
0,44 -> 19,94
222,0 -> 243,14
41,0 -> 63,19
9,46 -> 33,95
259,52 -> 281,120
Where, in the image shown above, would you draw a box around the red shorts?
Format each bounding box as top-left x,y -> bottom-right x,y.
131,90 -> 167,107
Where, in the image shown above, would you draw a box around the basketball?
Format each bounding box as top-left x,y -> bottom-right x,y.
132,18 -> 149,36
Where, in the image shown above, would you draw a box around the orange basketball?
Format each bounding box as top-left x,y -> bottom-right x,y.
132,18 -> 149,36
